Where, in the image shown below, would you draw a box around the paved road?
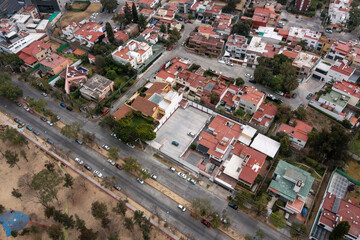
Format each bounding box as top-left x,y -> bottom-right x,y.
8,78 -> 290,240
0,96 -> 230,240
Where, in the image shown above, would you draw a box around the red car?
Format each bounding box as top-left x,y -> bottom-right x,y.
201,219 -> 211,228
116,164 -> 123,170
28,109 -> 34,114
185,20 -> 192,23
168,46 -> 173,51
284,93 -> 291,98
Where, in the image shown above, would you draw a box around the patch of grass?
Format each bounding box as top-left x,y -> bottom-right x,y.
345,160 -> 360,182
350,133 -> 360,156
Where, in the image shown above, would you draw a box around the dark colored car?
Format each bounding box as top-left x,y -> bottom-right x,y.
46,138 -> 54,145
100,7 -> 104,13
228,202 -> 238,210
26,125 -> 33,131
178,17 -> 183,21
292,93 -> 297,98
66,106 -> 73,111
172,141 -> 179,146
201,219 -> 211,228
249,79 -> 257,84
60,103 -> 66,107
306,93 -> 313,100
113,185 -> 121,191
281,18 -> 288,21
84,164 -> 92,171
15,101 -> 22,107
40,116 -> 47,122
75,139 -> 83,145
116,164 -> 123,170
14,118 -> 20,123
33,130 -> 40,136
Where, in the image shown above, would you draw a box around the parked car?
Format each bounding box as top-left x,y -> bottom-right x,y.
28,109 -> 34,114
325,29 -> 333,33
226,62 -> 234,66
75,139 -> 83,145
284,93 -> 291,98
102,144 -> 110,150
245,73 -> 253,79
136,178 -> 144,184
276,91 -> 284,96
93,170 -> 103,178
221,218 -> 228,224
46,138 -> 54,145
151,174 -> 157,180
84,164 -> 92,171
172,141 -> 179,146
188,132 -> 195,137
249,79 -> 257,84
33,130 -> 40,136
107,159 -> 116,166
113,185 -> 121,191
281,18 -> 288,21
13,118 -> 20,123
40,116 -> 47,122
168,46 -> 173,51
66,106 -> 73,111
292,93 -> 297,98
300,103 -> 305,108
60,103 -> 66,107
306,93 -> 313,100
100,7 -> 104,12
41,92 -> 47,97
26,125 -> 33,131
228,202 -> 238,210
110,133 -> 117,138
201,219 -> 211,228
116,164 -> 123,170
296,14 -> 299,18
178,172 -> 187,179
24,106 -> 30,111
275,98 -> 284,104
218,59 -> 225,64
126,143 -> 135,148
185,20 -> 192,23
46,120 -> 54,126
187,177 -> 197,185
15,101 -> 22,107
266,94 -> 276,101
74,157 -> 84,165
19,121 -> 25,126
178,204 -> 186,212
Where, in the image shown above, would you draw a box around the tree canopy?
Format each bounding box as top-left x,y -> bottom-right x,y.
329,221 -> 350,240
231,20 -> 252,37
270,211 -> 286,228
105,22 -> 115,44
100,0 -> 117,13
31,169 -> 63,206
0,73 -> 23,100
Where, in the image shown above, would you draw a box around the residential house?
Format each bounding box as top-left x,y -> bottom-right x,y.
292,51 -> 321,82
61,21 -> 82,39
80,74 -> 114,101
156,70 -> 176,85
197,25 -> 218,38
214,14 -> 233,36
255,27 -> 283,44
286,27 -> 322,50
268,160 -> 314,215
140,26 -> 159,44
114,30 -> 129,44
311,60 -> 333,82
17,40 -> 53,67
317,35 -> 335,54
140,8 -> 154,17
282,49 -> 300,60
60,65 -> 88,94
238,86 -> 265,114
328,0 -> 351,26
250,133 -> 280,158
154,8 -> 175,21
327,59 -> 355,82
187,31 -> 224,58
345,44 -> 360,70
196,115 -> 243,163
295,0 -> 311,11
139,0 -> 160,9
39,53 -> 72,75
223,142 -> 266,188
216,85 -> 241,112
64,21 -> 105,48
176,70 -> 207,101
318,90 -> 350,113
190,0 -> 222,20
124,23 -> 140,36
326,40 -> 355,61
278,119 -> 313,149
250,103 -> 277,133
0,30 -> 45,54
178,0 -> 196,13
224,34 -> 248,59
245,36 -> 283,64
127,82 -> 183,130
251,6 -> 280,29
332,80 -> 360,107
112,40 -> 153,69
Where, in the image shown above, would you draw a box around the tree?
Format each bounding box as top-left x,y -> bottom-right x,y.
210,92 -> 220,105
233,190 -> 252,208
91,201 -> 108,220
270,211 -> 286,228
4,150 -> 20,169
290,222 -> 307,239
113,200 -> 127,216
255,229 -> 265,240
210,212 -> 221,229
138,14 -> 147,31
235,77 -> 244,86
122,157 -> 140,173
276,104 -> 292,123
329,221 -> 350,240
95,55 -> 106,69
160,23 -> 166,33
106,70 -> 117,80
123,2 -> 132,24
0,73 -> 23,100
113,13 -> 126,30
105,22 -> 115,44
132,2 -> 138,23
279,134 -> 291,157
79,228 -> 98,240
136,124 -> 156,141
102,176 -> 117,189
28,98 -> 47,113
231,20 -> 252,37
108,147 -> 120,160
31,169 -> 63,206
192,198 -> 213,217
124,217 -> 134,231
348,9 -> 360,31
139,169 -> 151,180
63,174 -> 74,188
0,204 -> 5,214
0,54 -> 24,73
294,107 -> 306,120
48,224 -> 64,240
108,232 -> 119,240
101,217 -> 111,228
222,0 -> 237,13
11,188 -> 22,199
61,122 -> 82,139
3,128 -> 28,146
133,210 -> 144,226
100,0 -> 117,13
253,194 -> 268,216
75,214 -> 86,231
52,210 -> 75,229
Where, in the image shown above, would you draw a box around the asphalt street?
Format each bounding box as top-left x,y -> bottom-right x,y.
0,96 -> 230,240
8,78 -> 290,240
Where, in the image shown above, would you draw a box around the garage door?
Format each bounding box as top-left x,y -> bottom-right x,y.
312,73 -> 322,80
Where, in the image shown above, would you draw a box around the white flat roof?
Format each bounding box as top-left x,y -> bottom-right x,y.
36,20 -> 49,31
9,33 -> 45,53
223,155 -> 243,179
250,133 -> 280,158
242,125 -> 257,138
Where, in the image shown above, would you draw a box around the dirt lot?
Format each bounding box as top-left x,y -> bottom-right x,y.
236,0 -> 247,10
0,133 -> 170,239
59,3 -> 102,27
72,2 -> 89,9
304,107 -> 340,132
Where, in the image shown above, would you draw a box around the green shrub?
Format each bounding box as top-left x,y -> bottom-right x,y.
191,143 -> 196,150
304,157 -> 318,168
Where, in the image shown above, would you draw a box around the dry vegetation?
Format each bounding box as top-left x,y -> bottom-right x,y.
304,107 -> 340,132
0,129 -> 169,240
59,3 -> 102,27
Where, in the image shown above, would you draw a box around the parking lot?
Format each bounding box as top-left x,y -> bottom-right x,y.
152,107 -> 211,161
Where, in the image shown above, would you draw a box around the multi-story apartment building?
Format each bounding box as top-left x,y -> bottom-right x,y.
112,40 -> 153,69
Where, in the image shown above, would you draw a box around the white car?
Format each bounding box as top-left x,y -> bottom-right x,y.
226,62 -> 234,66
110,133 -> 117,138
107,159 -> 115,166
93,170 -> 103,178
23,106 -> 30,111
74,157 -> 84,165
127,143 -> 135,148
178,204 -> 186,212
177,172 -> 187,179
41,92 -> 47,97
218,59 -> 225,64
245,73 -> 253,79
102,144 -> 110,151
46,121 -> 54,126
151,174 -> 157,180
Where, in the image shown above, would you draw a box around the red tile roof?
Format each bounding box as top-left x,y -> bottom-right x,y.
282,50 -> 299,59
333,41 -> 352,55
320,192 -> 360,238
74,22 -> 104,43
156,69 -> 175,81
131,96 -> 158,116
240,86 -> 265,105
278,119 -> 313,142
197,25 -> 217,35
139,0 -> 156,7
251,103 -> 277,127
166,60 -> 189,75
330,60 -> 355,76
39,53 -> 72,70
231,142 -> 266,185
113,104 -> 133,120
145,82 -> 167,96
114,30 -> 129,42
332,80 -> 360,99
140,8 -> 153,15
198,115 -> 243,160
17,40 -> 52,65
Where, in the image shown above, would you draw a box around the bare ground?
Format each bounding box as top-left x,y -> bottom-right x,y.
59,3 -> 102,28
0,136 -> 170,239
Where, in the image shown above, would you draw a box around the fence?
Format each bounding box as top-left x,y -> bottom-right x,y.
308,101 -> 345,121
27,63 -> 40,74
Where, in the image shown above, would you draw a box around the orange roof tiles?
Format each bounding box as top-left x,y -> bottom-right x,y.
332,80 -> 360,99
40,53 -> 72,70
282,50 -> 299,59
74,22 -> 104,43
251,103 -> 277,127
156,69 -> 175,81
113,104 -> 133,120
197,25 -> 217,35
278,119 -> 313,142
240,86 -> 265,105
145,82 -> 167,96
131,96 -> 158,116
330,60 -> 355,76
